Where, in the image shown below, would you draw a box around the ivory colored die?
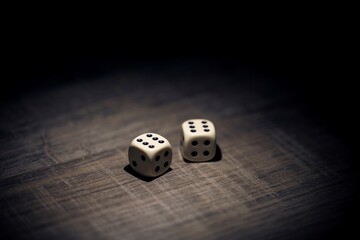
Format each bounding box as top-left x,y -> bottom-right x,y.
180,119 -> 216,162
128,133 -> 172,177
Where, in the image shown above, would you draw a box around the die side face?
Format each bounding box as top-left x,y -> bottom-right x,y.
180,119 -> 216,161
129,133 -> 172,177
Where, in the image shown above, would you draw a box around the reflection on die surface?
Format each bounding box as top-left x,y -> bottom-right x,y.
180,119 -> 216,162
128,133 -> 172,177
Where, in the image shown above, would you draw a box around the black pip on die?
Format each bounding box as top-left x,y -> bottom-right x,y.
180,119 -> 216,162
128,133 -> 172,177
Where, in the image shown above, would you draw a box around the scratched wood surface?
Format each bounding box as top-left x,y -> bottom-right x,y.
0,66 -> 356,239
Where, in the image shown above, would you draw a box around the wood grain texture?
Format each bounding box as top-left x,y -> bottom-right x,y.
0,67 -> 357,239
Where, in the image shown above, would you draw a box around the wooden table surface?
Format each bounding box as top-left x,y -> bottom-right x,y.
0,64 -> 357,239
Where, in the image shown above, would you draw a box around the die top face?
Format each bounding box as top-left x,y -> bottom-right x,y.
130,133 -> 171,159
181,119 -> 216,140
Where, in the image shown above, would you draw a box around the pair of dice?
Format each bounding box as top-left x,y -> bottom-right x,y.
128,119 -> 216,177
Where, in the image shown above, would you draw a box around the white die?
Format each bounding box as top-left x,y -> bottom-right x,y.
180,119 -> 216,162
128,133 -> 172,177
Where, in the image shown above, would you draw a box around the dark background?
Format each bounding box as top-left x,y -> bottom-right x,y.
2,32 -> 356,147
